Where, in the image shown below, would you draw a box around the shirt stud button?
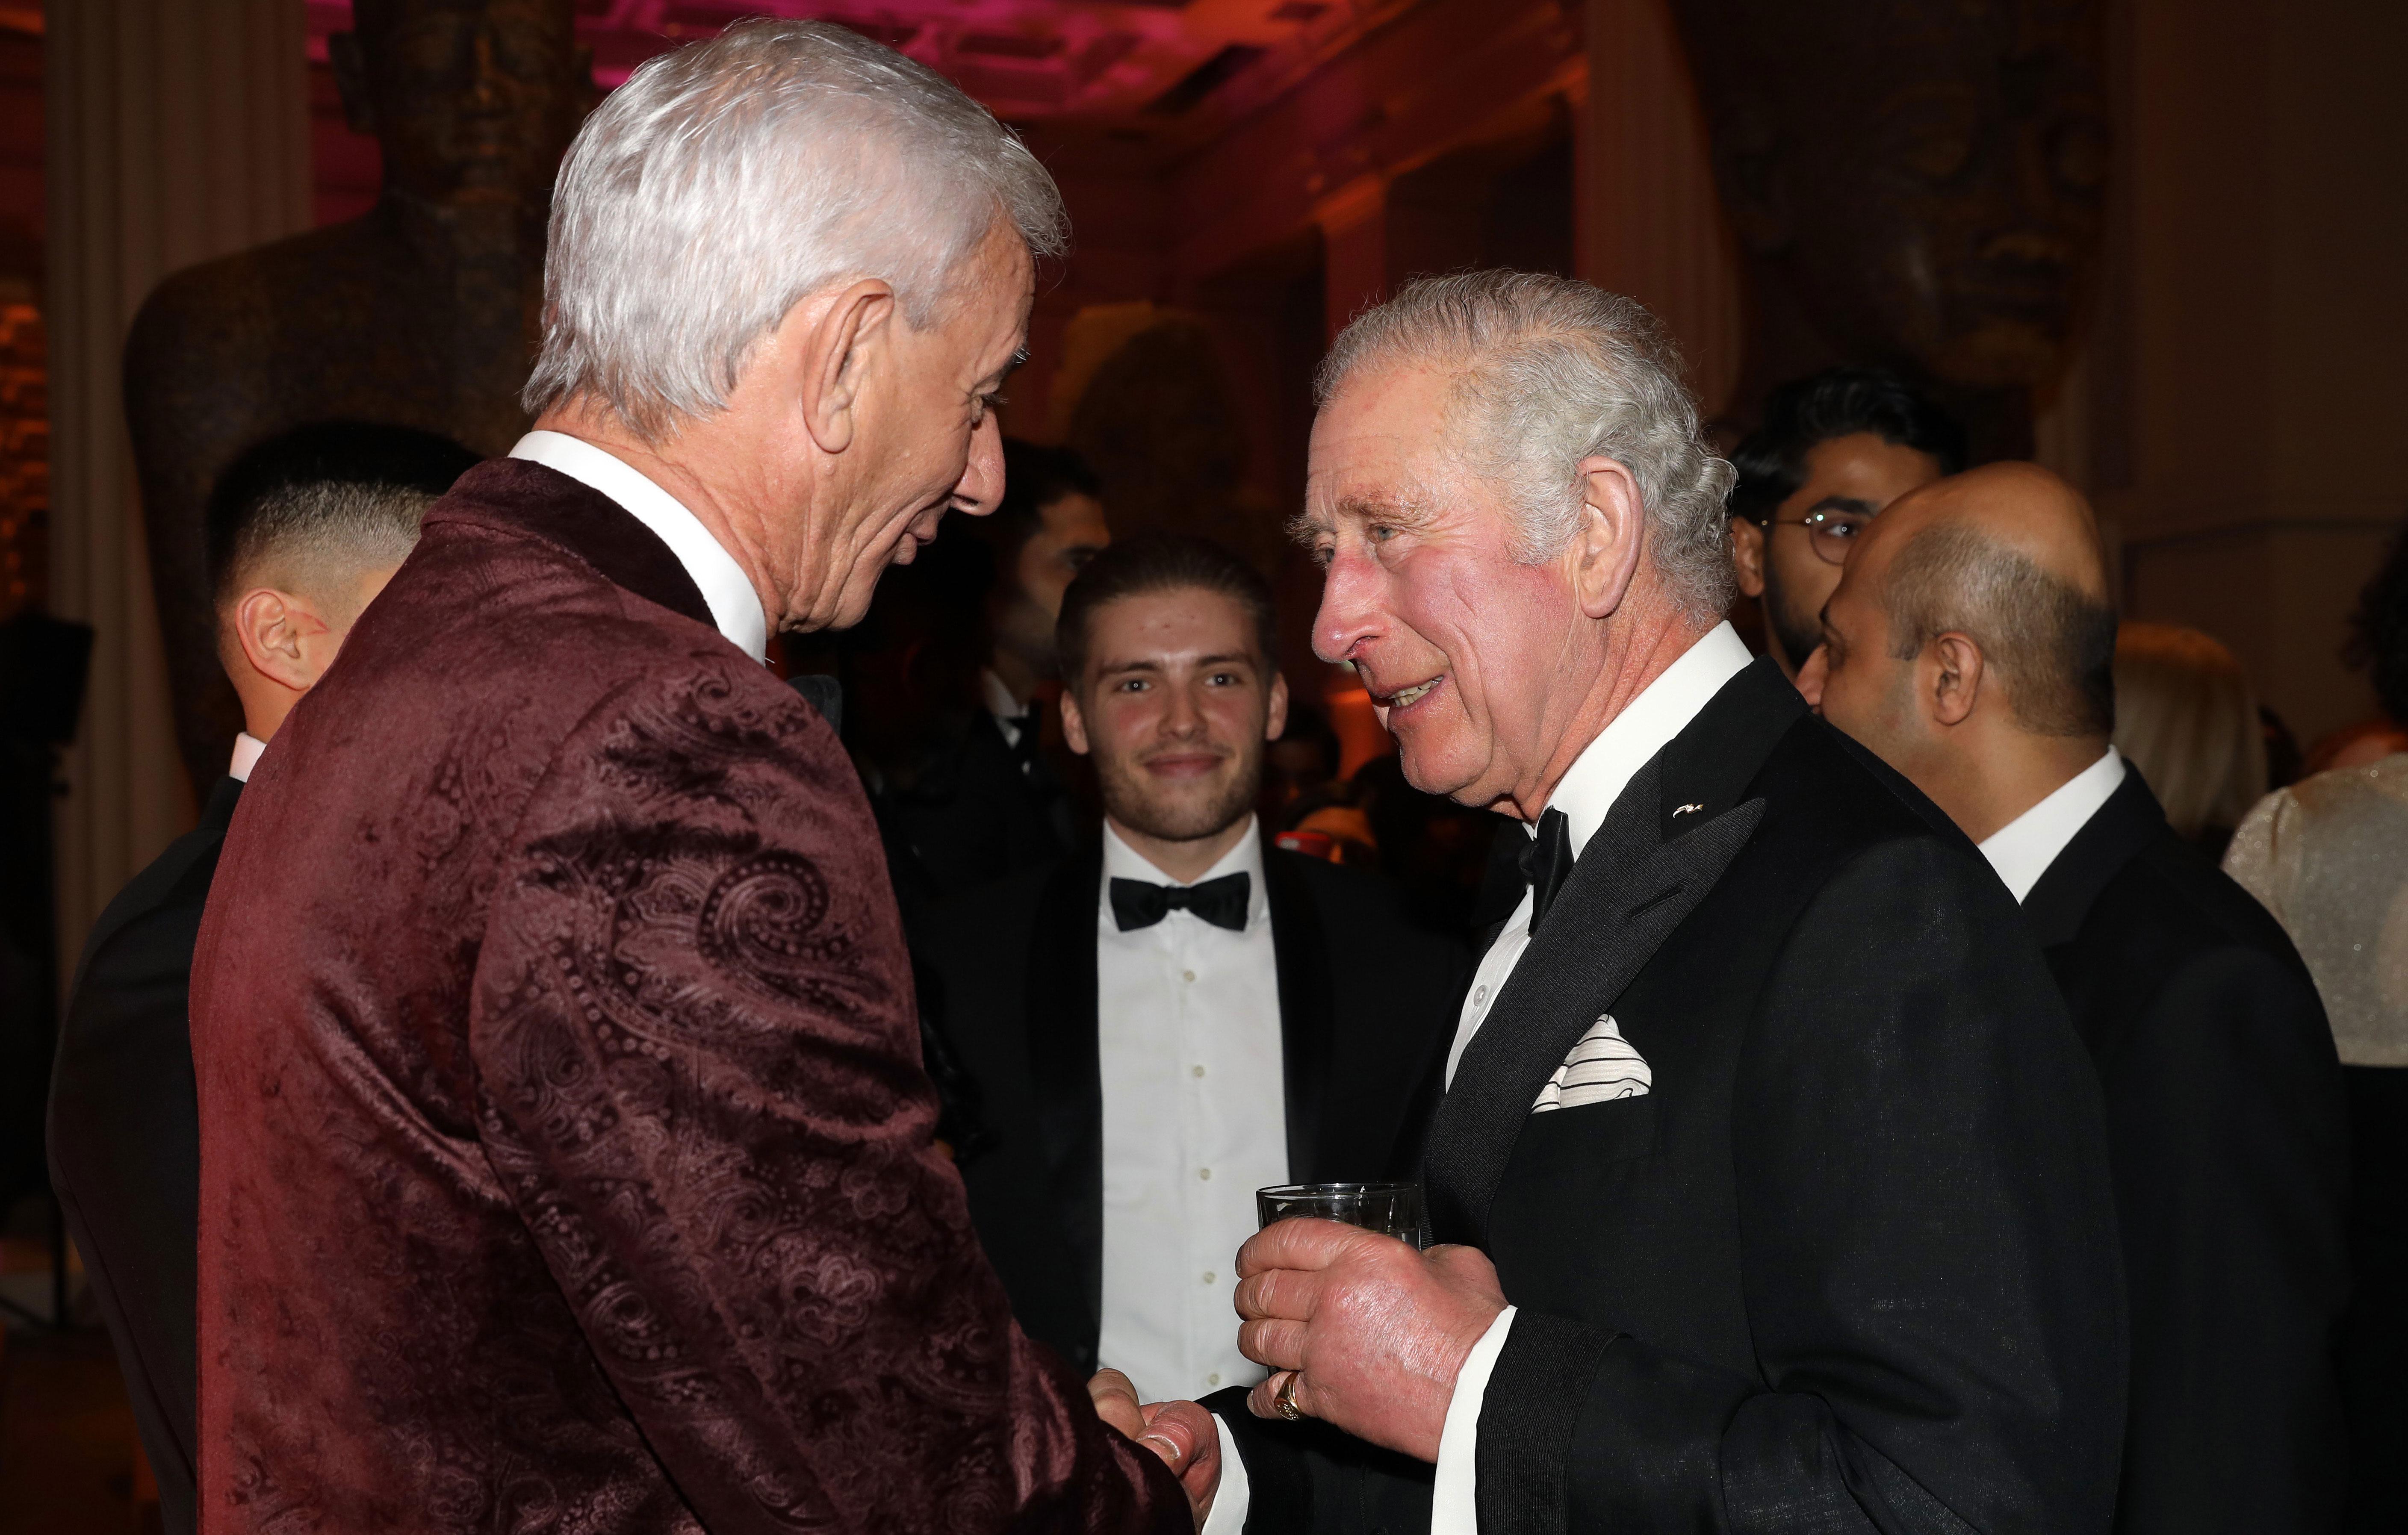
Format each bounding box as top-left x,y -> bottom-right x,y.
1474,985 -> 1490,1006
1202,1271 -> 1216,1284
1183,969 -> 1197,982
1208,1373 -> 1222,1386
1198,1167 -> 1212,1181
1191,1064 -> 1206,1078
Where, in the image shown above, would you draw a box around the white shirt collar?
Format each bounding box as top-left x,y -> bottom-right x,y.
981,669 -> 1025,722
1101,814 -> 1269,928
1978,747 -> 2127,904
508,430 -> 769,662
1538,622 -> 1756,857
229,731 -> 266,783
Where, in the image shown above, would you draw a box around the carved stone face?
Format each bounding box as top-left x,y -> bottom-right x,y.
1677,0 -> 2108,388
338,0 -> 589,208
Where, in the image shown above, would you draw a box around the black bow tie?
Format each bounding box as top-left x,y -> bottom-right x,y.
1517,808 -> 1574,936
1110,872 -> 1250,932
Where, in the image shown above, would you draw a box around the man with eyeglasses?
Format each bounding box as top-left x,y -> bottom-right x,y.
1728,367 -> 1967,680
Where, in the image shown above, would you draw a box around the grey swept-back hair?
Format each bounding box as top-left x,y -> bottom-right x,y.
1315,272 -> 1737,623
523,20 -> 1068,439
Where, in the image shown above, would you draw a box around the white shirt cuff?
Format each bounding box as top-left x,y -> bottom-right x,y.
1200,1411 -> 1251,1535
1430,1306 -> 1517,1535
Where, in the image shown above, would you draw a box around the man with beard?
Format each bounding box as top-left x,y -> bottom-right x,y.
1728,368 -> 1965,680
917,533 -> 1465,1405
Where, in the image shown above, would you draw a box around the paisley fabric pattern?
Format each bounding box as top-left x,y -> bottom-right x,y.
188,461 -> 1186,1535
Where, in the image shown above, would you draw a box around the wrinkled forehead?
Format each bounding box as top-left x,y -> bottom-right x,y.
1304,367 -> 1473,522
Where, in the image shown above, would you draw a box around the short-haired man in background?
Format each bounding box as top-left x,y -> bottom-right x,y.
1728,366 -> 1965,679
187,23 -> 1210,1532
1205,273 -> 2121,1535
1802,462 -> 2350,1535
919,533 -> 1463,1406
885,439 -> 1111,899
48,420 -> 472,1535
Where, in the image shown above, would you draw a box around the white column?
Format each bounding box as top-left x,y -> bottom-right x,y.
43,0 -> 310,973
1575,0 -> 1744,418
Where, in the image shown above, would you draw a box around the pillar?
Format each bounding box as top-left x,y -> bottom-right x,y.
1575,0 -> 1744,417
43,0 -> 310,976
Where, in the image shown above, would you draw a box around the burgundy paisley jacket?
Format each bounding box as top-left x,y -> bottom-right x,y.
188,460 -> 1188,1534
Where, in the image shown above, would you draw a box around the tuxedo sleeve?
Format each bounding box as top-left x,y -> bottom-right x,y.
2099,946 -> 2348,1535
1477,836 -> 2126,1535
466,674 -> 1187,1535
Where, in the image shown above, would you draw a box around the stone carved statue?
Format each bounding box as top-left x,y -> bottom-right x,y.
124,0 -> 590,791
1667,0 -> 2108,457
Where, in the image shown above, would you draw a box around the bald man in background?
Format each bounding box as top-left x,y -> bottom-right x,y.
1802,464 -> 2350,1535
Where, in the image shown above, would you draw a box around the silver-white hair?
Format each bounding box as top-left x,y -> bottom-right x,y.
1315,272 -> 1738,623
524,20 -> 1068,439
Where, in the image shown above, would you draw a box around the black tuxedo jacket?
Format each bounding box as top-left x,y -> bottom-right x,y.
918,837 -> 1468,1373
882,708 -> 1073,906
47,772 -> 242,1535
2021,767 -> 2349,1535
1219,659 -> 2128,1535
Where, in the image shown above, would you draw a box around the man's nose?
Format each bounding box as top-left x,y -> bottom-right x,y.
953,413 -> 1005,517
1160,680 -> 1207,738
1312,546 -> 1381,665
1797,644 -> 1830,711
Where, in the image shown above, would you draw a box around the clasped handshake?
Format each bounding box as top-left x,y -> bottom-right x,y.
1083,1217 -> 1510,1527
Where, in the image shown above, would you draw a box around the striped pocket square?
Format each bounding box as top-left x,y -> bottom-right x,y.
1532,1014 -> 1652,1112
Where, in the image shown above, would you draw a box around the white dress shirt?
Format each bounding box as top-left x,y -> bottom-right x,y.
507,430 -> 769,662
228,731 -> 266,784
1097,817 -> 1288,1403
1208,622 -> 1755,1535
1977,748 -> 2127,904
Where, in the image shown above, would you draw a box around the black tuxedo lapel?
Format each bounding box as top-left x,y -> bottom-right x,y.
2020,764 -> 2155,950
1263,847 -> 1335,1181
1422,659 -> 1800,1244
1023,843 -> 1105,1336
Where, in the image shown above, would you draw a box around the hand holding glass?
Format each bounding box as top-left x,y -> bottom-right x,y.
1254,1181 -> 1427,1249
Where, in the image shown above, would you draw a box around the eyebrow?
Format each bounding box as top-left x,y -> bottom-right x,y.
1097,651 -> 1258,675
1806,495 -> 1880,516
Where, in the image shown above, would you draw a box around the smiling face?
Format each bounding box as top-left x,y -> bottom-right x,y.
1299,365 -> 1603,812
801,223 -> 1034,631
1062,584 -> 1289,847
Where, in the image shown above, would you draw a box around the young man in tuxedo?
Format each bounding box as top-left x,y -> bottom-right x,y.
1726,367 -> 1965,681
1195,273 -> 2124,1535
919,533 -> 1467,1403
46,421 -> 472,1535
1801,462 -> 2350,1535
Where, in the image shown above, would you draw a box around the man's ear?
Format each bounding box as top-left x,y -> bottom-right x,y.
1264,669 -> 1291,742
1927,632 -> 1986,727
1059,684 -> 1091,757
1570,457 -> 1648,619
1729,517 -> 1766,598
233,588 -> 322,695
328,33 -> 376,136
797,280 -> 897,456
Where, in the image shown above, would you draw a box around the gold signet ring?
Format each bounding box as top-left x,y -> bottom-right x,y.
1274,1372 -> 1304,1422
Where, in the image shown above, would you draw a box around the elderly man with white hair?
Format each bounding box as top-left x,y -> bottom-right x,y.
187,23 -> 1211,1535
1193,273 -> 2128,1535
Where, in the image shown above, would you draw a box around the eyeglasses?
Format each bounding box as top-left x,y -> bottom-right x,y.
1762,507 -> 1874,567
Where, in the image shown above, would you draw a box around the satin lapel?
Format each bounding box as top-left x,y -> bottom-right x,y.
1263,849 -> 1335,1182
1422,756 -> 1766,1245
1024,844 -> 1106,1337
